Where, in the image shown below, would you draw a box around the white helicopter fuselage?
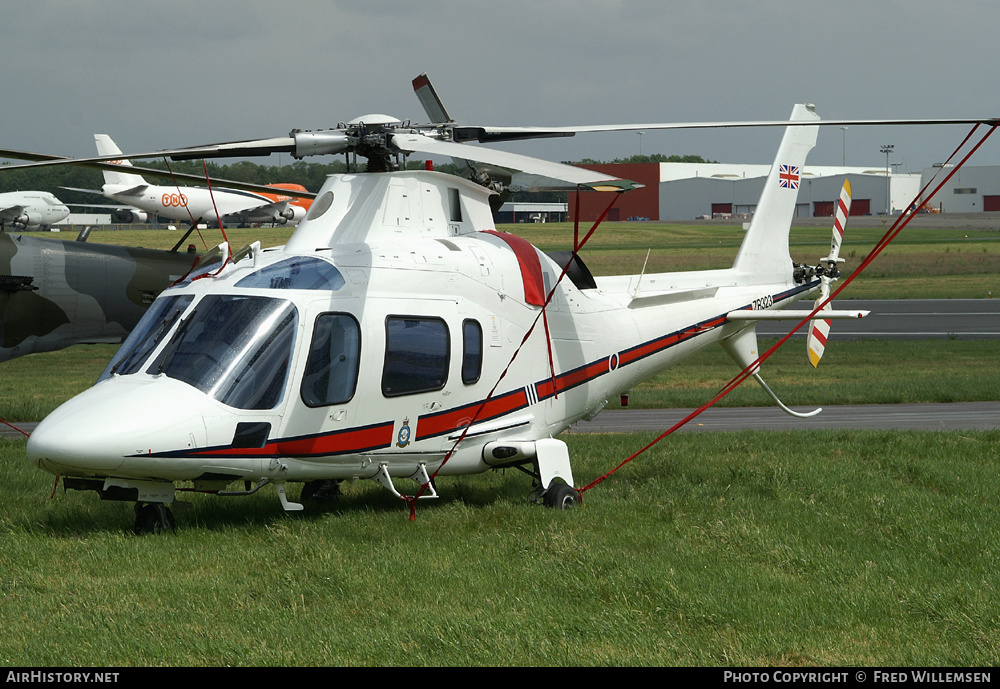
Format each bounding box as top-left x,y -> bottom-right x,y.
27,170 -> 813,484
26,104 -> 828,521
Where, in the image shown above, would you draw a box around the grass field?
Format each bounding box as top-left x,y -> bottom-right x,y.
1,429 -> 997,666
1,338 -> 997,423
72,218 -> 1000,299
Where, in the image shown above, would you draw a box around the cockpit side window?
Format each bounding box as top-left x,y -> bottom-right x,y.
301,313 -> 361,407
381,316 -> 449,397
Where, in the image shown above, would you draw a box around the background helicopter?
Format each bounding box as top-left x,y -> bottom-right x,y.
1,230 -> 200,363
3,75 -> 995,534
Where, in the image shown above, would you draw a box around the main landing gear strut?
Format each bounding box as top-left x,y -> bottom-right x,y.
483,438 -> 579,510
133,503 -> 176,535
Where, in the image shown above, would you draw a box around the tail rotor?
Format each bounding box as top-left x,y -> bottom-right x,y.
807,179 -> 850,367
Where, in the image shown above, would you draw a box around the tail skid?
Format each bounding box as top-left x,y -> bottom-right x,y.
722,326 -> 822,418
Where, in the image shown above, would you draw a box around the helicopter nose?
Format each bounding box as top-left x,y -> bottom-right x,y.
27,397 -> 128,475
26,376 -> 207,477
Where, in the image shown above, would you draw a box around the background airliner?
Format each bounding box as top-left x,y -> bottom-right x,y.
0,191 -> 69,231
80,134 -> 312,227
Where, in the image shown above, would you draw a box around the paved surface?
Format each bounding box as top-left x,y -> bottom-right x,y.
1,422 -> 34,439
566,402 -> 1000,433
755,299 -> 1000,340
7,402 -> 997,440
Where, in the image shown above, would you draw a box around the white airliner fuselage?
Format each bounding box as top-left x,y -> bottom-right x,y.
95,135 -> 311,227
0,191 -> 70,230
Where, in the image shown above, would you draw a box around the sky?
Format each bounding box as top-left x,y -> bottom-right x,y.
2,0 -> 999,177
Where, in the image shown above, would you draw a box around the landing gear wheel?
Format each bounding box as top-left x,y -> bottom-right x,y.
543,482 -> 578,510
133,503 -> 176,535
300,479 -> 342,503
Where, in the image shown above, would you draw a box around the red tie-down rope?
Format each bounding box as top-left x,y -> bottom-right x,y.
201,159 -> 229,246
161,159 -> 230,249
0,418 -> 30,437
578,121 -> 998,496
401,190 -> 624,519
163,159 -> 206,249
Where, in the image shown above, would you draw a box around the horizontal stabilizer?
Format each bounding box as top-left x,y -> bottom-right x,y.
628,286 -> 720,308
60,186 -> 103,196
726,309 -> 869,321
115,184 -> 149,197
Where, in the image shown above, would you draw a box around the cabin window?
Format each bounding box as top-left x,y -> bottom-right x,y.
381,316 -> 449,397
99,294 -> 194,382
235,256 -> 345,291
150,295 -> 297,410
462,319 -> 483,385
301,313 -> 361,407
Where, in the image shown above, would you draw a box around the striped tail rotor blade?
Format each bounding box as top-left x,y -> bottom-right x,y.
827,179 -> 851,262
807,298 -> 833,367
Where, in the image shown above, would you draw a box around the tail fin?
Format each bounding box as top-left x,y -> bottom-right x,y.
732,104 -> 820,284
94,134 -> 147,188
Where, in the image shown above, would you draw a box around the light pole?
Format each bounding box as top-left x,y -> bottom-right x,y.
841,126 -> 848,166
637,131 -> 644,158
880,144 -> 894,214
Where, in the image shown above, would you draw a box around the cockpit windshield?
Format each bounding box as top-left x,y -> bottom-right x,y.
148,295 -> 298,410
99,294 -> 194,383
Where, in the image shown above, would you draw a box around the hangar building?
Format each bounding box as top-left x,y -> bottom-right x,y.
569,162 -> 937,222
922,165 -> 1000,213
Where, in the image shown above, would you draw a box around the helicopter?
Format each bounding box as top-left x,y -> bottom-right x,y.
6,75 -> 992,533
0,229 -> 202,363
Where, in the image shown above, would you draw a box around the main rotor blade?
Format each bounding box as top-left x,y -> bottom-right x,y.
450,116 -> 1000,144
0,138 -> 297,169
392,133 -> 641,191
412,73 -> 454,124
0,130 -> 354,171
0,148 -> 316,200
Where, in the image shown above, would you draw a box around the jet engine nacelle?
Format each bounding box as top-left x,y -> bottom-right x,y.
112,209 -> 148,223
278,205 -> 306,224
11,212 -> 36,229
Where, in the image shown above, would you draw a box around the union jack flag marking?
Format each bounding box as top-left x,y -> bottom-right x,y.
778,164 -> 800,190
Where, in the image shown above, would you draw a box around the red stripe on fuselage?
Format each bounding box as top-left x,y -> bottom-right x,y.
535,357 -> 610,400
618,316 -> 728,367
168,422 -> 395,459
416,389 -> 529,440
483,230 -> 545,306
